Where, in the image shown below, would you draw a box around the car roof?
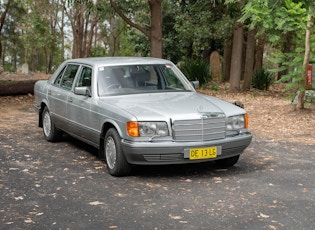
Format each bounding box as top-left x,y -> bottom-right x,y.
64,57 -> 173,67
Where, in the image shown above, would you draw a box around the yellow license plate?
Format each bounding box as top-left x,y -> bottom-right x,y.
189,147 -> 217,160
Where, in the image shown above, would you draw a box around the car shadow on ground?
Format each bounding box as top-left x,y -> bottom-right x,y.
58,134 -> 270,178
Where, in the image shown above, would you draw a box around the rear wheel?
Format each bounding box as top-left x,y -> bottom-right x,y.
215,155 -> 240,167
42,107 -> 61,142
104,128 -> 131,176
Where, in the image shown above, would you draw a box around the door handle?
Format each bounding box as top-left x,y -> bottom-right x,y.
68,98 -> 73,103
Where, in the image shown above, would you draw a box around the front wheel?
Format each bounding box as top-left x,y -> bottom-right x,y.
215,155 -> 240,167
104,128 -> 131,176
42,107 -> 61,142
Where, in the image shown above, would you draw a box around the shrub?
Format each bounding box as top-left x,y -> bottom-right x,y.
179,58 -> 211,87
252,69 -> 274,90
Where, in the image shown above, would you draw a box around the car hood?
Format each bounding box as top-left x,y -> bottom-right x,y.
100,92 -> 245,120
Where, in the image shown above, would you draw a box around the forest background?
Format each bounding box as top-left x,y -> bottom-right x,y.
1,0 -> 315,109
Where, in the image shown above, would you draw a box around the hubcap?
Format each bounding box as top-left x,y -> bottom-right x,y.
43,111 -> 51,137
105,136 -> 116,169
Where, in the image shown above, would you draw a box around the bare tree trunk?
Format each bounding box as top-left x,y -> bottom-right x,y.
223,39 -> 232,82
109,13 -> 116,56
242,29 -> 256,91
83,14 -> 89,57
70,4 -> 85,58
254,36 -> 265,74
0,0 -> 13,61
149,0 -> 163,58
61,0 -> 65,61
85,16 -> 99,57
229,22 -> 244,92
110,0 -> 163,58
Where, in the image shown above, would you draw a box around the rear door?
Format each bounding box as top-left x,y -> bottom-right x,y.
48,64 -> 80,129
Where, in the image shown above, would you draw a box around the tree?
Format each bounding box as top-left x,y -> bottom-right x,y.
174,0 -> 236,60
20,0 -> 62,72
229,21 -> 244,92
223,39 -> 232,82
110,0 -> 163,58
242,28 -> 256,90
239,0 -> 314,109
1,0 -> 26,70
298,6 -> 313,109
0,0 -> 13,60
65,0 -> 103,58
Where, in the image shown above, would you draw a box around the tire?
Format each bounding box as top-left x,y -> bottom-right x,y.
104,128 -> 131,176
215,155 -> 240,167
42,107 -> 61,142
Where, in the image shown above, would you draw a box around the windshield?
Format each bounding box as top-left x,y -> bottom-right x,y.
97,64 -> 192,96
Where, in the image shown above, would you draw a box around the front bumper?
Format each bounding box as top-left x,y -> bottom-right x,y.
121,132 -> 252,165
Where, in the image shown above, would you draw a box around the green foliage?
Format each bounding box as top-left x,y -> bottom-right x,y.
231,0 -> 314,100
210,83 -> 219,91
1,1 -> 26,70
179,58 -> 211,87
174,0 -> 236,57
252,69 -> 274,91
269,45 -> 306,92
239,0 -> 308,39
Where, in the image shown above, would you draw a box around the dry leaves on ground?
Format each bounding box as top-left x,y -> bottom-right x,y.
200,83 -> 315,145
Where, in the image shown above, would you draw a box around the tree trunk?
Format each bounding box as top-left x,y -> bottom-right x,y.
83,14 -> 89,57
229,22 -> 244,92
70,4 -> 85,58
254,36 -> 265,74
61,0 -> 65,62
297,10 -> 313,110
110,0 -> 163,58
223,39 -> 232,82
148,0 -> 163,58
85,16 -> 99,57
109,13 -> 116,56
242,29 -> 256,91
0,0 -> 13,59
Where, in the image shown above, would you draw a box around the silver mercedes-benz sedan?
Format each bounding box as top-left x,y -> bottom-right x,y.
34,57 -> 252,176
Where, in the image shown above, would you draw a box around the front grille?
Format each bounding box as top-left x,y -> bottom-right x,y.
172,117 -> 226,142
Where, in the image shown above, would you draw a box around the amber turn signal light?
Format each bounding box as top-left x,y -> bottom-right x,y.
244,114 -> 249,129
127,122 -> 139,137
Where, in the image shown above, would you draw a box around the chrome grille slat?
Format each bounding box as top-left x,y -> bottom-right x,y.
144,153 -> 183,162
173,117 -> 226,142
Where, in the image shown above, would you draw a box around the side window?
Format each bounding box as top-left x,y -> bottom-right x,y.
53,66 -> 66,86
60,64 -> 80,90
76,66 -> 92,88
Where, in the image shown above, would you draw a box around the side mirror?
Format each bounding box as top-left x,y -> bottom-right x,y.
190,81 -> 199,89
74,86 -> 92,97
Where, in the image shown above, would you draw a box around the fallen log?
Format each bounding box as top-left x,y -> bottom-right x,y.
0,73 -> 50,96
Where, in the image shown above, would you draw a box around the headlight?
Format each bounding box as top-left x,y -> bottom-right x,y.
127,121 -> 169,137
226,114 -> 248,130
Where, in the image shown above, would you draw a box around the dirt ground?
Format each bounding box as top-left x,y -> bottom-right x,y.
0,82 -> 315,145
200,83 -> 315,145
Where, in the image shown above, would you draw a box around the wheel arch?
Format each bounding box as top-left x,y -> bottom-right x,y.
99,121 -> 123,159
38,102 -> 48,128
